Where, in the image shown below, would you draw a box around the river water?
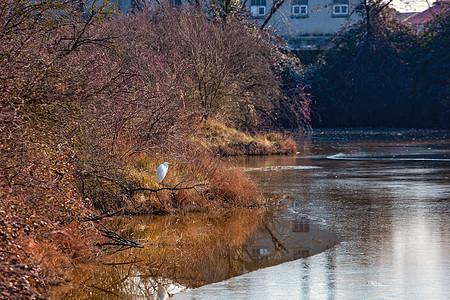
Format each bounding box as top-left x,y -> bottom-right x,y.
80,130 -> 449,299
173,130 -> 450,299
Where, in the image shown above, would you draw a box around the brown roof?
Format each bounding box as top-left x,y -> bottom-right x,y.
403,1 -> 450,25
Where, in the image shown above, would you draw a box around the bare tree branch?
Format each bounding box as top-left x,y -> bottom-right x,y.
129,183 -> 206,194
261,0 -> 287,29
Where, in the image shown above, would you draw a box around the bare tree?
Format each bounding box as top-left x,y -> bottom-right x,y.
260,0 -> 288,29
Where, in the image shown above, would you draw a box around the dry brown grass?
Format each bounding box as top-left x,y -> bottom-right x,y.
122,144 -> 264,214
265,132 -> 297,155
18,222 -> 97,297
204,166 -> 263,207
197,120 -> 297,156
176,146 -> 264,208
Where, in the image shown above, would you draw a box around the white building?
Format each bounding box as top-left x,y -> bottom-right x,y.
248,0 -> 360,49
111,0 -> 360,49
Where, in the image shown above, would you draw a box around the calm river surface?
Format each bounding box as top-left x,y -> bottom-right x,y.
173,130 -> 450,299
81,130 -> 449,299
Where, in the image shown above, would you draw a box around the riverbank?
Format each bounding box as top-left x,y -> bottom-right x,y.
85,122 -> 296,215
1,4 -> 310,298
197,120 -> 297,156
0,123 -> 298,298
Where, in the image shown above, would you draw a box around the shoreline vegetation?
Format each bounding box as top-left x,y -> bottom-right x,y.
198,120 -> 297,156
2,0 -> 447,297
1,2 -> 308,298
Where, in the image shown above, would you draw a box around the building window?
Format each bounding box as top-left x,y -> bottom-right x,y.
251,0 -> 266,17
251,247 -> 269,257
293,248 -> 310,259
332,0 -> 349,17
292,219 -> 310,232
292,0 -> 308,16
333,4 -> 348,14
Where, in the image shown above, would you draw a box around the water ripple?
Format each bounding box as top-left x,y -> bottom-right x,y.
327,153 -> 450,161
244,166 -> 322,171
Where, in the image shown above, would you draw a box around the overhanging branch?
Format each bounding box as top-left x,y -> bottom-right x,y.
130,183 -> 206,194
129,183 -> 206,207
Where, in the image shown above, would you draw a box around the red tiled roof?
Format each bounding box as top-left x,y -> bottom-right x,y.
403,1 -> 450,25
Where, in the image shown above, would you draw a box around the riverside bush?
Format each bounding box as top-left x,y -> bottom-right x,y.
1,2 -> 309,297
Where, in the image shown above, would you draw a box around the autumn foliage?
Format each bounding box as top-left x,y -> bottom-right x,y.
0,1 -> 311,297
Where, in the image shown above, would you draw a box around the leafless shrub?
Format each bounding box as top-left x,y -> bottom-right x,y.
123,7 -> 280,128
1,3 -> 306,296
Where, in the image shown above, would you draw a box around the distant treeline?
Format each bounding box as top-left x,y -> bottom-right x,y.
306,5 -> 449,129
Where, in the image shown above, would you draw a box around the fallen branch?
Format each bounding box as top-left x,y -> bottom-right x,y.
97,228 -> 143,249
82,208 -> 124,222
91,218 -> 144,250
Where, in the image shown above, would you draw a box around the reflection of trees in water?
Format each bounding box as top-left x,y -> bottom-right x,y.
70,207 -> 337,299
69,209 -> 264,298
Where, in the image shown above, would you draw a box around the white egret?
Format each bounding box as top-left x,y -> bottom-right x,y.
156,162 -> 172,184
